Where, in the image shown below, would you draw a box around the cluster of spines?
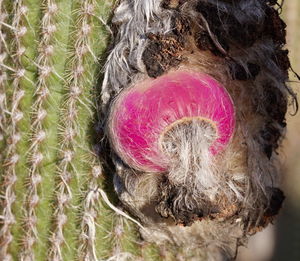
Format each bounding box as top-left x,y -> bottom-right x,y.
19,1 -> 58,260
0,0 -> 166,260
0,0 -> 7,179
0,0 -> 7,149
0,1 -> 27,260
47,1 -> 96,259
77,164 -> 103,261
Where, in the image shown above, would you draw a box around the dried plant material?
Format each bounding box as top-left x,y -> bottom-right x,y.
101,0 -> 297,259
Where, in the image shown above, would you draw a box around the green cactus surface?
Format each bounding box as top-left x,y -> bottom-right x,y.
0,1 -> 163,260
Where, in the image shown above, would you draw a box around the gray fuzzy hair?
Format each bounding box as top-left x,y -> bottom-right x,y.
100,0 -> 296,260
101,0 -> 173,105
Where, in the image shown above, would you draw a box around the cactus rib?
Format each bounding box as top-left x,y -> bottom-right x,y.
19,1 -> 58,260
0,1 -> 28,259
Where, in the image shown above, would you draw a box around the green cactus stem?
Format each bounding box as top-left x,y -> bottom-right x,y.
0,0 -> 163,260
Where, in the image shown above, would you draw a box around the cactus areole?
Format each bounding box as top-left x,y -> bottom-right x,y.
109,70 -> 235,172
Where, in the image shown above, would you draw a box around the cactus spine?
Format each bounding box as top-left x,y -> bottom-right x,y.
0,0 -> 162,260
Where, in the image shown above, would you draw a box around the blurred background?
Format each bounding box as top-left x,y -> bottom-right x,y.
237,0 -> 300,260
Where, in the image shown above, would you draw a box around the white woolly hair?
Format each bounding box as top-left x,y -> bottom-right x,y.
101,0 -> 173,106
161,119 -> 218,189
101,0 -> 295,259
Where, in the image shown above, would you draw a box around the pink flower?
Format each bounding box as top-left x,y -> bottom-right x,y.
109,70 -> 235,172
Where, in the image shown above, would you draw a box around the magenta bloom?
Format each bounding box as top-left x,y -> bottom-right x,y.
109,70 -> 235,172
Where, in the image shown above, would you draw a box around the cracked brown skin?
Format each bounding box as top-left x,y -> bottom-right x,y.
141,0 -> 288,230
155,175 -> 285,230
142,32 -> 186,78
155,177 -> 215,226
146,0 -> 289,81
155,176 -> 242,227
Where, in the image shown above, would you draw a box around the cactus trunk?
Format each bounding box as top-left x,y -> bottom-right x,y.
0,1 -> 162,260
1,1 -> 299,261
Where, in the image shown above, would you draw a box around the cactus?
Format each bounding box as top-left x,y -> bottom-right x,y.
0,1 -> 163,260
1,0 -> 299,261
